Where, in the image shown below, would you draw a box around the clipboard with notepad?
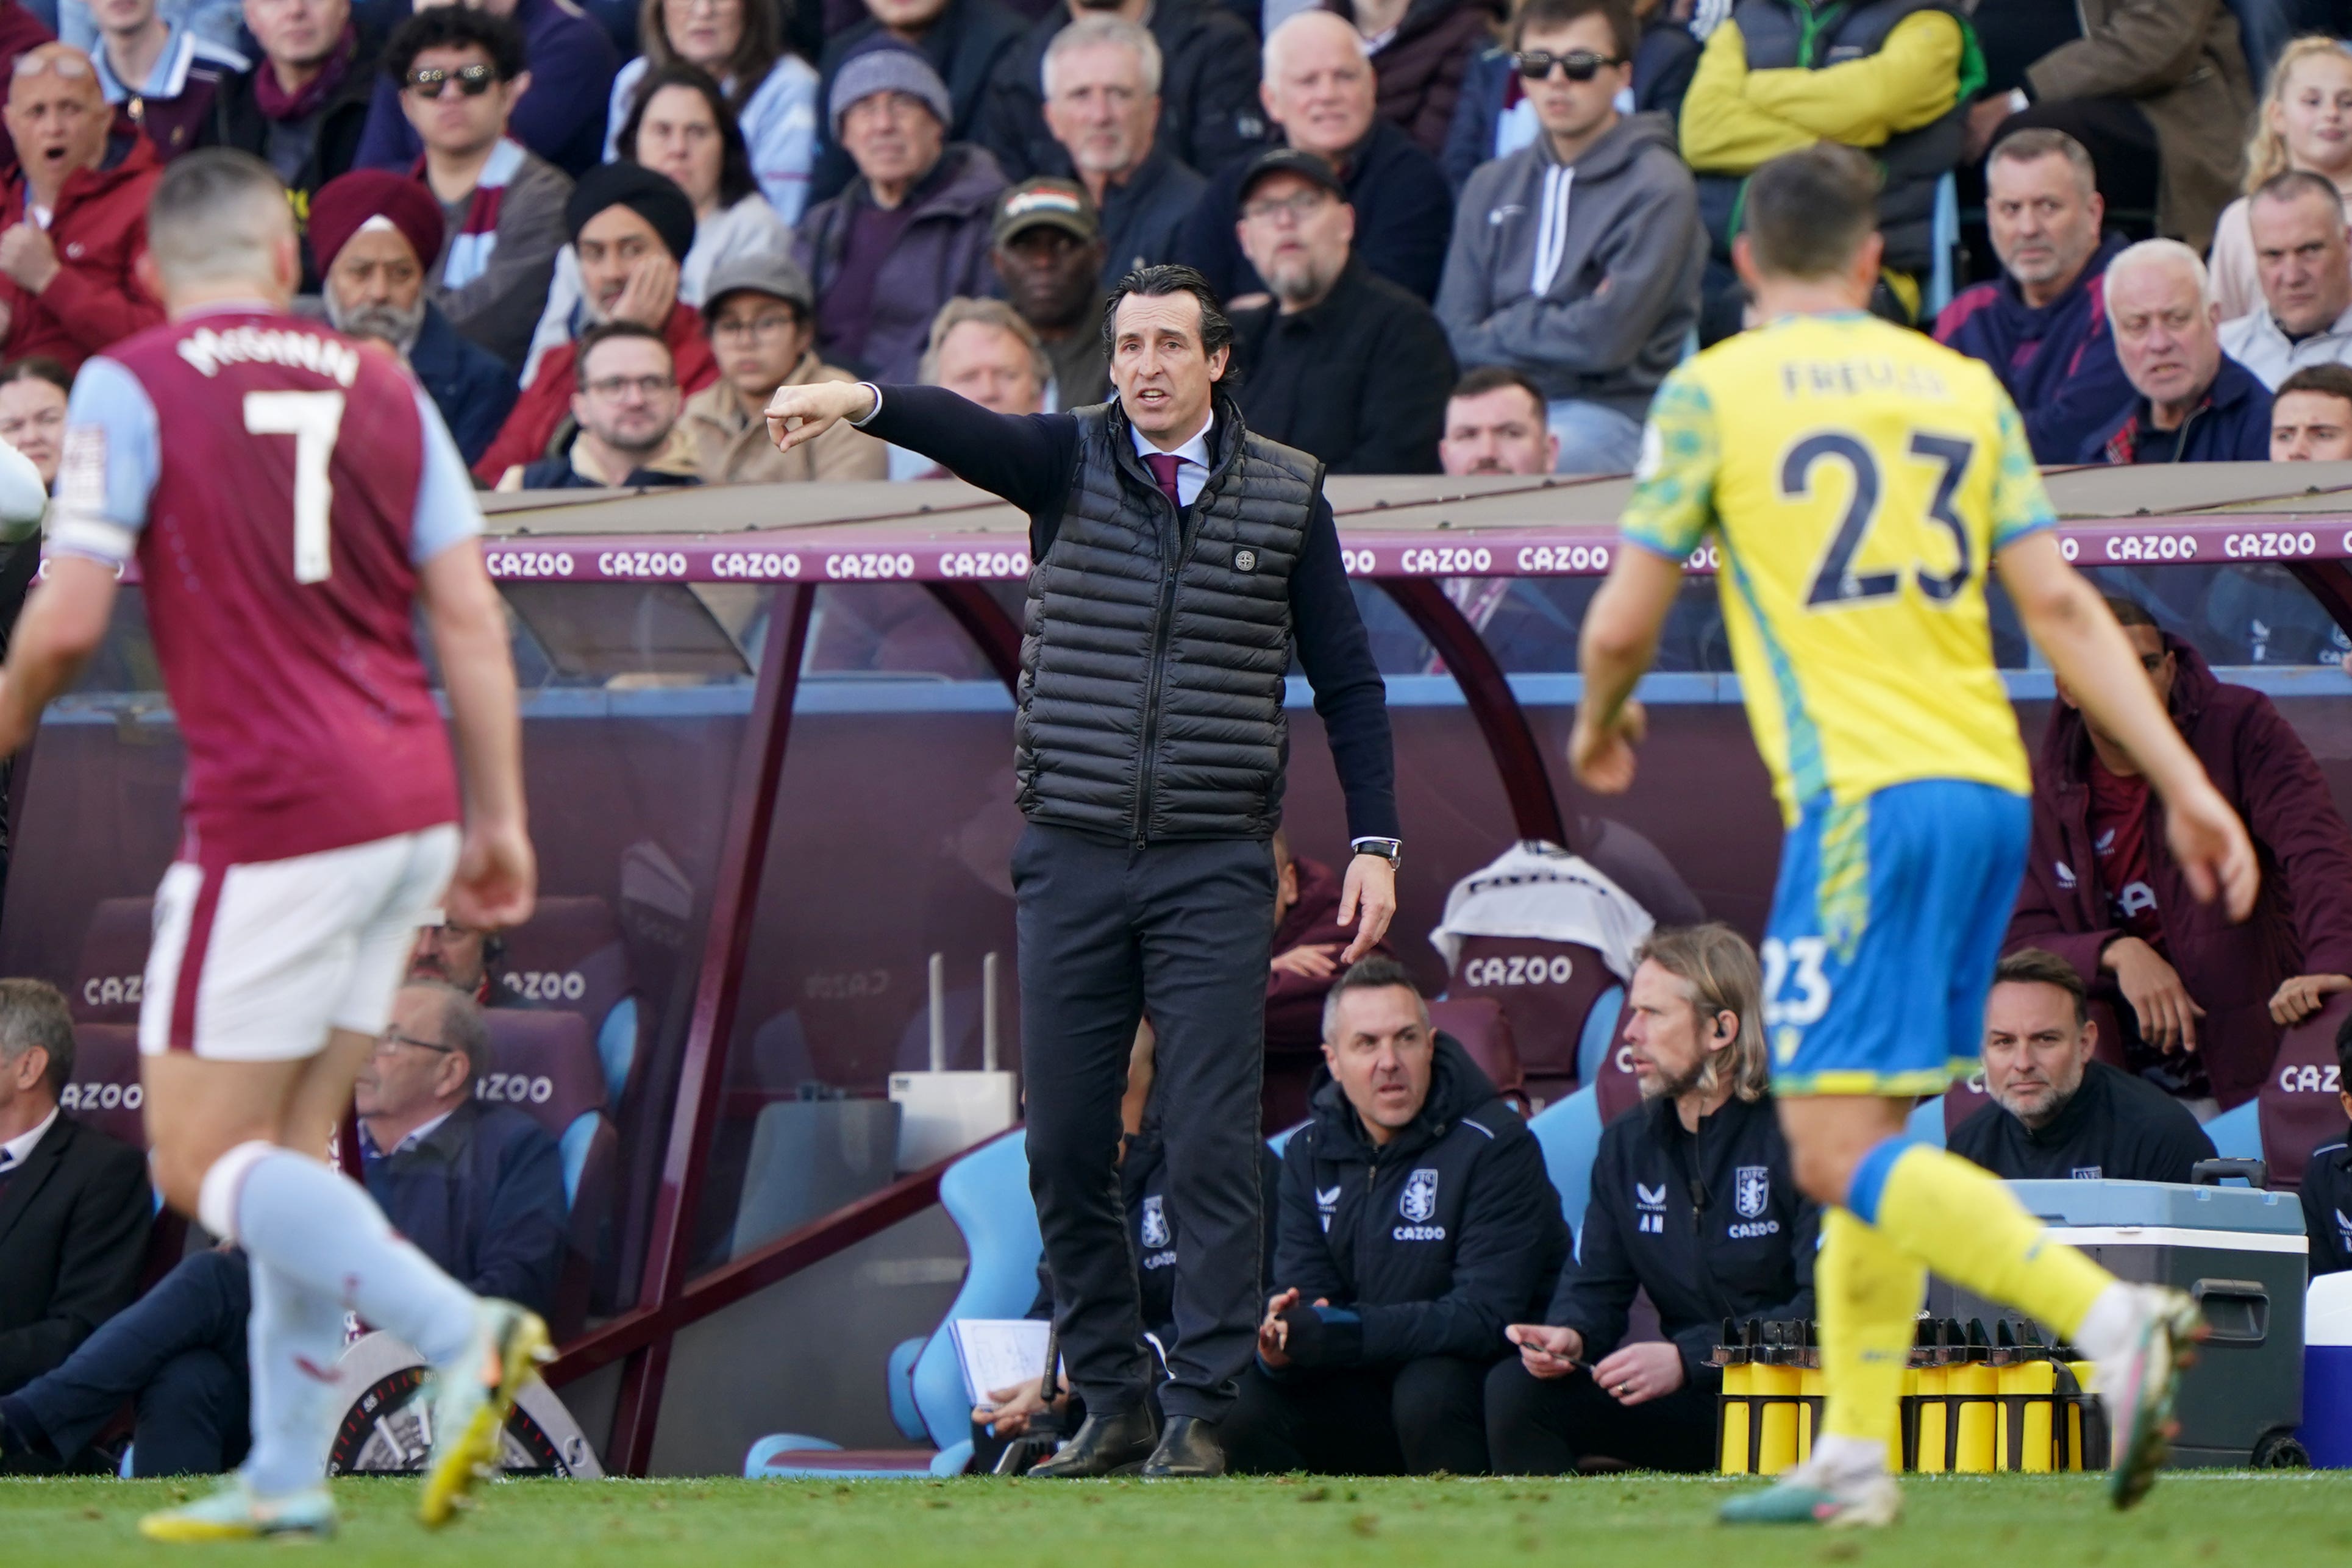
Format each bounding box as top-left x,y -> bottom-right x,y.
949,1319 -> 1062,1410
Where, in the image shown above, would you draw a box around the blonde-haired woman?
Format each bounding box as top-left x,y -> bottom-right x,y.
2211,37 -> 2352,321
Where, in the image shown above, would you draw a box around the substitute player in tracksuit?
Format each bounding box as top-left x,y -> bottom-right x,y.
1491,925 -> 1817,1473
1224,957 -> 1567,1475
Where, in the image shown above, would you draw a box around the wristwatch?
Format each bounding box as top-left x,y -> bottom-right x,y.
1350,836 -> 1403,869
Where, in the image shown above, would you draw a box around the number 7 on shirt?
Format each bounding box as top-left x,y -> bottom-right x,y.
243,391 -> 346,585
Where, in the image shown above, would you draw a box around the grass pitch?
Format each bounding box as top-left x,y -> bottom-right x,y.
4,1472 -> 2348,1566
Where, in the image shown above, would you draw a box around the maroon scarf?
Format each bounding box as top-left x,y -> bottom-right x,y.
252,22 -> 357,122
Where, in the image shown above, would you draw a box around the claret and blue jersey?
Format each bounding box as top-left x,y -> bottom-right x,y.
1619,312 -> 2054,1096
48,305 -> 485,866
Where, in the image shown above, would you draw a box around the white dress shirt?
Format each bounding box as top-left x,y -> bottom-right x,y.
1130,409 -> 1215,506
0,1106 -> 60,1176
2219,302 -> 2352,389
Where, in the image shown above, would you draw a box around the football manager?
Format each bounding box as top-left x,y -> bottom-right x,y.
765,262 -> 1400,1480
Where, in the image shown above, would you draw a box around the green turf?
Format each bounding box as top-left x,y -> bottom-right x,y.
7,1472 -> 2352,1566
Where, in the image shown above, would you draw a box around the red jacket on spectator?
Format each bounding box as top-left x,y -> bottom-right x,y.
0,131 -> 164,372
2006,637 -> 2352,1108
1266,853 -> 1395,1052
472,301 -> 718,485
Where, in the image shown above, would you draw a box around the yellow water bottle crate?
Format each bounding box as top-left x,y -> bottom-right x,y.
1715,1317 -> 2107,1475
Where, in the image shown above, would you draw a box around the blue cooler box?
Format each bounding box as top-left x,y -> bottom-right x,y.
2300,1273 -> 2352,1467
1926,1180 -> 2307,1467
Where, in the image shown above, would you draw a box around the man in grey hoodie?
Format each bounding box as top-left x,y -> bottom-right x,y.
1434,0 -> 1700,475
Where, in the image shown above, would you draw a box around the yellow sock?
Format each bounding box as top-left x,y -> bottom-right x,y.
1817,1208 -> 1924,1449
1856,1141 -> 2113,1340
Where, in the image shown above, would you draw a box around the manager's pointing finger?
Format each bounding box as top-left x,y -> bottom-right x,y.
765,379 -> 877,454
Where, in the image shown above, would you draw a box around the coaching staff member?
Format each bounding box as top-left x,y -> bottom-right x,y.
1489,925 -> 1816,1474
1951,949 -> 2214,1185
1226,957 -> 1566,1476
764,262 -> 1399,1480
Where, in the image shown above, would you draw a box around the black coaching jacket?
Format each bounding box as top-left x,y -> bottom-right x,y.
1271,1035 -> 1567,1366
1550,1091 -> 1817,1389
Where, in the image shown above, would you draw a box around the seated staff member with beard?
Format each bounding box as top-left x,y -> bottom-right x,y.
1224,957 -> 1567,1477
972,1024 -> 1279,1466
1950,948 -> 2214,1184
1488,924 -> 1817,1475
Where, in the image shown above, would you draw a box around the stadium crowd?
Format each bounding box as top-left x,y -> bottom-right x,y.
12,0 -> 2352,1490
0,0 -> 2340,486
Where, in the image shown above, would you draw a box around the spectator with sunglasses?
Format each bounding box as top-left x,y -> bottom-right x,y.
1435,0 -> 1698,475
1440,0 -> 1697,191
352,0 -> 618,179
0,44 -> 163,371
202,0 -> 385,226
387,4 -> 571,370
1678,0 -> 1970,319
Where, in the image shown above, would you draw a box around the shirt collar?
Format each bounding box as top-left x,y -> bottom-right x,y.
362,1107 -> 455,1160
2270,300 -> 2352,346
1129,405 -> 1214,468
0,1106 -> 60,1171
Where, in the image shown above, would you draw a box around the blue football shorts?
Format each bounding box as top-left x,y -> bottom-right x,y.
1761,779 -> 2031,1097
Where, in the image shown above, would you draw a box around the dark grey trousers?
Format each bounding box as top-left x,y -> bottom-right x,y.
1012,822 -> 1277,1422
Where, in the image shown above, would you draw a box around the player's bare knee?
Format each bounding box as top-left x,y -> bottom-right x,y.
1791,1141 -> 1858,1209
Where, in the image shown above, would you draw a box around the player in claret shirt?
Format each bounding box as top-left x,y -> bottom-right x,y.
0,148 -> 540,1541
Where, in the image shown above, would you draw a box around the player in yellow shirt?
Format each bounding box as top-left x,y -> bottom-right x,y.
1570,146 -> 2259,1527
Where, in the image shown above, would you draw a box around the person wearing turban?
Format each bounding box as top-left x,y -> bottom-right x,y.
310,168 -> 516,465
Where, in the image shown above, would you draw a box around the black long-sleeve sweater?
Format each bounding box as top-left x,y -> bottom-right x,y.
860,383 -> 1400,841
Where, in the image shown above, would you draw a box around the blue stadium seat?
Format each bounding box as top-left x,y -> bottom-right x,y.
1907,1095 -> 1947,1149
1577,987 -> 1623,1089
746,1130 -> 1039,1480
1925,171 -> 1959,319
2206,1097 -> 2262,1164
1528,1086 -> 1603,1253
1268,1121 -> 1305,1157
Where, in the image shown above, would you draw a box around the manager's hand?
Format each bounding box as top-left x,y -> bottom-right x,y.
1339,854 -> 1396,962
766,380 -> 878,455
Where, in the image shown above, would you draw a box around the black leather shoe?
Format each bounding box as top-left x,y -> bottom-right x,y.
1139,1414 -> 1226,1480
1027,1407 -> 1160,1478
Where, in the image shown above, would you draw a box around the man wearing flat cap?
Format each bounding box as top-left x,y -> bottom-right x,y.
682,249 -> 885,483
795,36 -> 1005,386
992,175 -> 1109,409
472,160 -> 717,483
312,167 -> 517,465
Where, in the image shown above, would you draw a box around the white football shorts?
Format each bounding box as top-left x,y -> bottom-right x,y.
138,824 -> 461,1061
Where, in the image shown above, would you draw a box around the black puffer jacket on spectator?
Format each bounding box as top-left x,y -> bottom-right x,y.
1271,1035 -> 1567,1366
975,0 -> 1266,184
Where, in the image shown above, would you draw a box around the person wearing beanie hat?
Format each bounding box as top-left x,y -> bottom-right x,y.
312,169 -> 518,466
680,249 -> 884,483
472,160 -> 719,483
804,0 -> 1026,207
385,4 -> 572,372
793,35 -> 1006,384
